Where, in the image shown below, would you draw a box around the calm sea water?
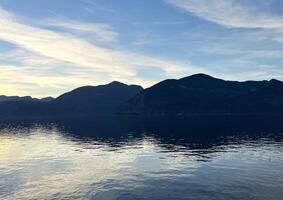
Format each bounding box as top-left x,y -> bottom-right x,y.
0,116 -> 283,200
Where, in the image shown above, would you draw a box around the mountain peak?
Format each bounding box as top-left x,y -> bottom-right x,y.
270,79 -> 282,83
108,81 -> 143,90
190,73 -> 213,78
108,81 -> 126,86
177,73 -> 225,88
180,73 -> 219,81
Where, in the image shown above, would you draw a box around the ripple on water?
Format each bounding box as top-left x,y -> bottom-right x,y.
0,124 -> 282,200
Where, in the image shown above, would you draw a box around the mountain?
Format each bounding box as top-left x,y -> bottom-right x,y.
0,95 -> 54,103
49,81 -> 143,115
0,81 -> 143,117
120,74 -> 283,115
39,97 -> 55,102
1,74 -> 283,117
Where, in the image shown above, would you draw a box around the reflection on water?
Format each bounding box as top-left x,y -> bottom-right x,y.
0,116 -> 283,200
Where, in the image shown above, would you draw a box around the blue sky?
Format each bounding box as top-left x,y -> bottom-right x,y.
1,0 -> 283,97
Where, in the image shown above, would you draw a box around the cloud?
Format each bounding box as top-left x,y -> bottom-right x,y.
165,0 -> 283,29
0,7 -> 206,97
163,0 -> 283,79
43,19 -> 118,42
0,48 -> 63,67
80,0 -> 115,13
4,1 -> 283,98
0,64 -> 100,97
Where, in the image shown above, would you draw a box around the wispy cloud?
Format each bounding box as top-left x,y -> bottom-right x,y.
0,7 -> 205,97
165,0 -> 283,29
3,1 -> 282,97
43,19 -> 118,42
164,0 -> 283,79
0,64 -> 109,97
152,20 -> 186,25
80,0 -> 115,13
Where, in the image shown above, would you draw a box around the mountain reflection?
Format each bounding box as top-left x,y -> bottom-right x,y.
2,115 -> 283,147
0,115 -> 283,200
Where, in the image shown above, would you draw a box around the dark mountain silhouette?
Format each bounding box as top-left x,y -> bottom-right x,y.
0,95 -> 54,103
0,81 -> 143,117
39,97 -> 55,102
0,101 -> 48,116
49,81 -> 143,115
1,74 -> 283,117
120,73 -> 283,115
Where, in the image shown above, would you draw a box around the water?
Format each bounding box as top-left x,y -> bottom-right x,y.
0,116 -> 283,200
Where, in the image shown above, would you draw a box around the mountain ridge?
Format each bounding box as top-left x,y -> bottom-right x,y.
1,74 -> 283,117
119,74 -> 283,115
0,95 -> 54,103
0,81 -> 143,116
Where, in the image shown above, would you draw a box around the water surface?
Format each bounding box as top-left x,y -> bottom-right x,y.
0,116 -> 283,200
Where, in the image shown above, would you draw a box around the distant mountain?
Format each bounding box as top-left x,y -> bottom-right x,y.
49,81 -> 143,115
1,74 -> 283,118
0,81 -> 143,117
120,74 -> 283,115
0,95 -> 54,103
39,97 -> 55,102
0,95 -> 54,116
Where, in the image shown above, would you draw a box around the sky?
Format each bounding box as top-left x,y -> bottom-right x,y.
1,0 -> 283,97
